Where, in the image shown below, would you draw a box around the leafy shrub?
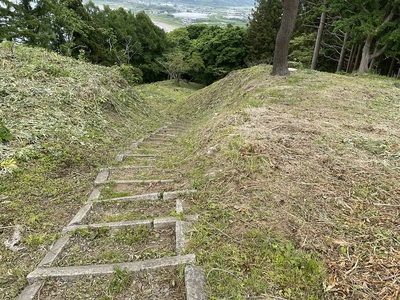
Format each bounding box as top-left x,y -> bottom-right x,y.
118,65 -> 143,85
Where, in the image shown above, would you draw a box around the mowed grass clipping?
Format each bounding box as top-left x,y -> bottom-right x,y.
167,66 -> 400,299
1,41 -> 399,300
0,43 -> 198,299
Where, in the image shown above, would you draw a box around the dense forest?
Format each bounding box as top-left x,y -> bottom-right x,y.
1,0 -> 399,84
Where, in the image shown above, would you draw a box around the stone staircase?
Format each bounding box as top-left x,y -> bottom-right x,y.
18,123 -> 207,299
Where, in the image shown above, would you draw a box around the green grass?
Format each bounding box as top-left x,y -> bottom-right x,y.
0,44 -> 199,299
108,267 -> 133,295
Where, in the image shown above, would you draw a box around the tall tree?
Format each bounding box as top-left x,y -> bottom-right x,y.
331,0 -> 400,74
311,0 -> 327,70
246,0 -> 282,64
0,1 -> 18,40
272,0 -> 300,76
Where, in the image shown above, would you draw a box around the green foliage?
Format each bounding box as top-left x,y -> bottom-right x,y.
246,0 -> 282,64
0,0 -> 168,82
191,25 -> 247,84
113,226 -> 150,245
166,24 -> 247,84
108,267 -> 132,294
0,118 -> 12,142
118,65 -> 143,85
289,33 -> 314,67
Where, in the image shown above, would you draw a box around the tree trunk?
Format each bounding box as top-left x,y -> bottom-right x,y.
271,0 -> 300,76
311,2 -> 326,70
358,11 -> 393,74
353,44 -> 362,72
387,57 -> 395,77
346,44 -> 355,73
369,43 -> 379,72
358,35 -> 372,73
337,32 -> 348,72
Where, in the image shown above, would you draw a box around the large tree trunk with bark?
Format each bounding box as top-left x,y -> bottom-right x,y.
271,0 -> 300,76
311,1 -> 326,70
358,35 -> 388,73
358,11 -> 394,74
358,35 -> 372,73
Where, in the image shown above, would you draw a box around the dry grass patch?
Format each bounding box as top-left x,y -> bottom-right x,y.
172,66 -> 400,299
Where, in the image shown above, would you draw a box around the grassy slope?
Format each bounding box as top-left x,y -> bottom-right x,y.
1,43 -> 399,299
0,44 -> 199,298
167,66 -> 400,299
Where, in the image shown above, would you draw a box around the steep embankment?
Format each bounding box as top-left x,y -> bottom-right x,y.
167,66 -> 400,299
0,44 -> 199,298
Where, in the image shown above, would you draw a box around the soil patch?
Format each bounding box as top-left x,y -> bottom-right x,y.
100,181 -> 189,199
56,226 -> 176,266
39,267 -> 185,299
86,199 -> 177,223
108,168 -> 179,181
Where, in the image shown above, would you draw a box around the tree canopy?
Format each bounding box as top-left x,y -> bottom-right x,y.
1,0 -> 399,82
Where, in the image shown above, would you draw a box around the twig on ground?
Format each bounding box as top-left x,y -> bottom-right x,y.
206,268 -> 239,280
204,220 -> 239,243
301,235 -> 308,248
37,281 -> 44,300
373,203 -> 400,208
345,257 -> 360,276
0,225 -> 15,230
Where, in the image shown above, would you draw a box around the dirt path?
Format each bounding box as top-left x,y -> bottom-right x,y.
17,123 -> 207,299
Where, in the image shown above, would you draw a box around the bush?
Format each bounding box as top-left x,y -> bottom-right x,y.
118,65 -> 143,85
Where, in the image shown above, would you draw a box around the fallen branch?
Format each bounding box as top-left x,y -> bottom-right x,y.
345,257 -> 359,276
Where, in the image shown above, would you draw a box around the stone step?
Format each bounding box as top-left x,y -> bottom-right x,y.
27,254 -> 196,283
152,133 -> 177,138
96,189 -> 196,203
108,165 -> 156,170
115,153 -> 159,162
107,167 -> 179,181
106,179 -> 174,184
18,122 -> 207,299
143,138 -> 174,144
83,197 -> 195,226
100,180 -> 186,198
63,216 -> 197,233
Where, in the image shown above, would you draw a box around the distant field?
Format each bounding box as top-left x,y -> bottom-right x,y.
84,0 -> 251,30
